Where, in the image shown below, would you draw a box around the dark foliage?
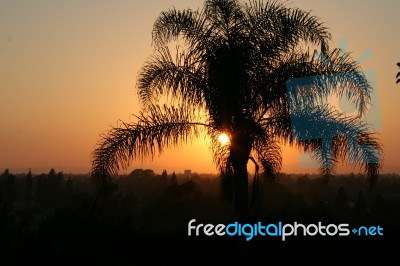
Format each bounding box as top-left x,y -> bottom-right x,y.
0,169 -> 399,264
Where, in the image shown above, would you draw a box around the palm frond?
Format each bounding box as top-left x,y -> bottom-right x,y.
252,133 -> 282,178
91,105 -> 209,179
281,7 -> 331,45
204,0 -> 246,39
137,46 -> 205,108
244,0 -> 330,59
152,8 -> 202,47
272,48 -> 372,122
291,105 -> 382,181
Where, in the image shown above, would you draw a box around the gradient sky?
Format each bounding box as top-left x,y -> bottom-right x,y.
1,0 -> 399,175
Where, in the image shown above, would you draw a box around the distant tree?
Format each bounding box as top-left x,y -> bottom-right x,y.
0,169 -> 9,200
396,62 -> 400,83
35,174 -> 47,207
2,172 -> 16,204
129,168 -> 143,178
161,170 -> 168,179
169,172 -> 178,188
92,0 -> 382,221
160,169 -> 169,189
48,168 -> 56,179
45,169 -> 64,207
24,169 -> 34,203
142,169 -> 155,179
56,171 -> 64,195
64,177 -> 74,201
1,169 -> 9,181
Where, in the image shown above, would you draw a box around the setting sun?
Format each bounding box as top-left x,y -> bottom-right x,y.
218,133 -> 230,146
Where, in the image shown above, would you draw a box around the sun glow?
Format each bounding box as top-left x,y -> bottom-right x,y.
218,133 -> 230,146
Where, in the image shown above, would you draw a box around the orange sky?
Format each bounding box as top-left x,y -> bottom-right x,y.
1,0 -> 399,175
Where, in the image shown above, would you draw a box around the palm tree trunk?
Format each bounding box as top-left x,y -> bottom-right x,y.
230,132 -> 252,264
230,133 -> 252,222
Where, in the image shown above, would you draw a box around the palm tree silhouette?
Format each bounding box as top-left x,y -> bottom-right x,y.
396,62 -> 400,83
91,0 -> 382,221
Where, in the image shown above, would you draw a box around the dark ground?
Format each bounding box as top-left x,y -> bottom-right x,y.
1,169 -> 399,265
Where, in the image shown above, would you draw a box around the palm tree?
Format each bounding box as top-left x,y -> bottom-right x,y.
91,0 -> 382,221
